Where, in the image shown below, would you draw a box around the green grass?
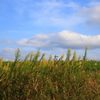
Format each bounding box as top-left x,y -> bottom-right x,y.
0,48 -> 100,100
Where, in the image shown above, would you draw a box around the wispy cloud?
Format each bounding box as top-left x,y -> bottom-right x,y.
2,0 -> 100,27
1,47 -> 15,55
0,47 -> 15,60
78,2 -> 100,26
9,0 -> 81,27
0,39 -> 14,44
28,1 -> 81,26
89,1 -> 100,6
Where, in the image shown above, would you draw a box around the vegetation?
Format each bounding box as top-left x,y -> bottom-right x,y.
0,46 -> 100,100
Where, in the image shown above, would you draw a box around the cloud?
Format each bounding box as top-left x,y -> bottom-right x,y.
65,2 -> 79,9
89,1 -> 100,6
16,34 -> 51,49
78,2 -> 100,26
0,47 -> 15,55
49,30 -> 100,49
0,47 -> 16,61
29,1 -> 81,26
0,39 -> 14,44
16,30 -> 100,50
10,0 -> 81,27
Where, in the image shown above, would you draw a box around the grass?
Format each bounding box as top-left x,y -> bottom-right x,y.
0,47 -> 100,100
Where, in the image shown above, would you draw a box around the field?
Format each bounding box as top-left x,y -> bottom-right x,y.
0,47 -> 100,100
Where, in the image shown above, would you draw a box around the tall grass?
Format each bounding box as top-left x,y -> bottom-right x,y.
0,46 -> 100,100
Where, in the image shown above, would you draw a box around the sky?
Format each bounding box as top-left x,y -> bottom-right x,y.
0,0 -> 100,61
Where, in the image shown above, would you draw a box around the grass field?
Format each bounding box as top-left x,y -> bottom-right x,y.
0,47 -> 100,100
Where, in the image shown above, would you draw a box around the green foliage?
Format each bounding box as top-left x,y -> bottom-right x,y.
72,51 -> 77,61
83,46 -> 88,61
65,48 -> 71,61
0,47 -> 100,100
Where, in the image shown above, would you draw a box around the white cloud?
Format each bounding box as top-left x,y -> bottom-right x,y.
0,39 -> 14,44
78,3 -> 100,26
89,1 -> 100,6
0,47 -> 16,61
0,47 -> 30,61
65,2 -> 79,9
16,30 -> 100,50
17,34 -> 52,49
0,47 -> 15,56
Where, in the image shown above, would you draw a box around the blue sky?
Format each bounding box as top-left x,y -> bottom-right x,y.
0,0 -> 100,61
